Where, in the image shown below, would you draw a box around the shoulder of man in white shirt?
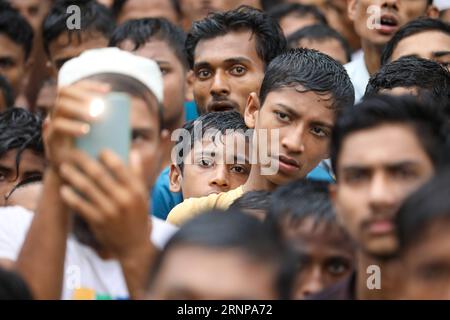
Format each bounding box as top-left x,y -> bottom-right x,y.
0,206 -> 179,266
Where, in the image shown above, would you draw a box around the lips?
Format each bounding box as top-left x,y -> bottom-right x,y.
365,217 -> 396,236
378,13 -> 399,35
207,100 -> 240,112
276,155 -> 301,174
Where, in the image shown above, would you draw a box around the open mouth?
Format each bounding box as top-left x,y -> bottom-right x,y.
378,14 -> 399,34
207,101 -> 239,112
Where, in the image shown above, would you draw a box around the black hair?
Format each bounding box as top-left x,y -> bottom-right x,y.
43,0 -> 115,57
229,190 -> 272,217
109,17 -> 188,70
0,1 -> 34,60
0,74 -> 14,110
269,3 -> 328,27
267,179 -> 336,229
174,110 -> 248,172
86,73 -> 164,132
0,107 -> 44,179
381,18 -> 450,66
148,210 -> 297,299
365,56 -> 450,100
0,267 -> 33,300
287,24 -> 352,63
259,48 -> 354,111
185,5 -> 287,69
112,0 -> 182,21
330,95 -> 450,177
260,0 -> 284,11
396,168 -> 450,251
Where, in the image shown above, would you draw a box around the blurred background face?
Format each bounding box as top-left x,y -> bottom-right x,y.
401,218 -> 450,299
280,13 -> 324,36
390,31 -> 450,70
282,217 -> 355,299
116,0 -> 180,25
293,37 -> 350,64
348,0 -> 430,47
119,39 -> 187,128
333,124 -> 434,258
0,34 -> 26,99
7,0 -> 51,35
172,133 -> 250,199
148,245 -> 278,299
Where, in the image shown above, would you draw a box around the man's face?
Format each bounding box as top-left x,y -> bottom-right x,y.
0,34 -> 26,99
295,38 -> 349,64
119,39 -> 187,128
8,0 -> 51,34
280,13 -> 323,36
246,87 -> 335,187
170,132 -> 250,199
348,0 -> 431,47
401,219 -> 450,299
148,246 -> 278,299
0,149 -> 45,206
48,32 -> 109,73
333,124 -> 435,258
192,30 -> 265,114
116,0 -> 180,25
282,217 -> 355,299
130,96 -> 162,190
390,31 -> 450,70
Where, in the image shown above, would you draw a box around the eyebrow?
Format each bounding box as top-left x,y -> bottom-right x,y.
276,104 -> 334,128
193,57 -> 253,69
276,103 -> 300,118
432,51 -> 450,58
341,161 -> 420,171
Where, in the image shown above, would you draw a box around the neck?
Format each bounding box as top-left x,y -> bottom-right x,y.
355,250 -> 402,300
362,39 -> 384,75
243,164 -> 278,192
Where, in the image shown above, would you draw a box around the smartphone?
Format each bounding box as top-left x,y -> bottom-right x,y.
75,92 -> 131,164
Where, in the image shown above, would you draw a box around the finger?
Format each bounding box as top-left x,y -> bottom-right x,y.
54,96 -> 95,123
58,81 -> 110,102
59,162 -> 117,217
52,118 -> 90,137
60,185 -> 104,226
99,150 -> 132,187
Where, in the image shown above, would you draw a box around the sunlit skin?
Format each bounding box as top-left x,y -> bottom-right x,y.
148,246 -> 279,300
0,149 -> 45,206
401,218 -> 450,299
244,87 -> 335,190
281,217 -> 355,299
115,0 -> 180,25
0,34 -> 27,99
192,31 -> 265,115
47,32 -> 109,73
294,38 -> 349,64
169,133 -> 250,199
390,31 -> 450,70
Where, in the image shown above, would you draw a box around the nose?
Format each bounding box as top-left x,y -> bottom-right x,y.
381,0 -> 398,9
368,172 -> 397,211
299,267 -> 324,298
209,165 -> 230,190
281,125 -> 305,154
210,70 -> 230,98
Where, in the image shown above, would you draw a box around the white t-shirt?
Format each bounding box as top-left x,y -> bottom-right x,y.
0,206 -> 178,300
345,51 -> 370,104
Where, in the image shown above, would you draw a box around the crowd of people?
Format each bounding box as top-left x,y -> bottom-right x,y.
0,0 -> 449,301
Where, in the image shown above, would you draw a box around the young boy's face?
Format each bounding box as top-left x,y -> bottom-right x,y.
0,34 -> 27,98
148,245 -> 279,300
401,218 -> 450,299
390,30 -> 450,71
192,30 -> 265,115
119,39 -> 187,128
0,149 -> 45,205
170,131 -> 250,199
245,87 -> 335,187
48,32 -> 109,73
348,0 -> 432,47
281,217 -> 355,299
332,124 -> 435,259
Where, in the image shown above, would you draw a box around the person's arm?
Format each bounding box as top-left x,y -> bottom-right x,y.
15,168 -> 69,300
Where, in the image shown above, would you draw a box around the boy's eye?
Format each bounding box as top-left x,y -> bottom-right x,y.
198,158 -> 213,168
326,259 -> 350,276
230,165 -> 248,174
159,67 -> 170,75
197,69 -> 212,80
310,126 -> 329,138
229,65 -> 247,76
274,111 -> 290,122
0,58 -> 14,69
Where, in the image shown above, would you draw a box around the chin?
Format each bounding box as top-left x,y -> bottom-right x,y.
364,238 -> 399,260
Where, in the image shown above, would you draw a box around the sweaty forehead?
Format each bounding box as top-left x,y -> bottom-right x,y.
194,30 -> 264,67
391,31 -> 450,61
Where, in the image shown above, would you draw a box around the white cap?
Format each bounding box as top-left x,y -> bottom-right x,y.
58,47 -> 163,102
435,0 -> 450,11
